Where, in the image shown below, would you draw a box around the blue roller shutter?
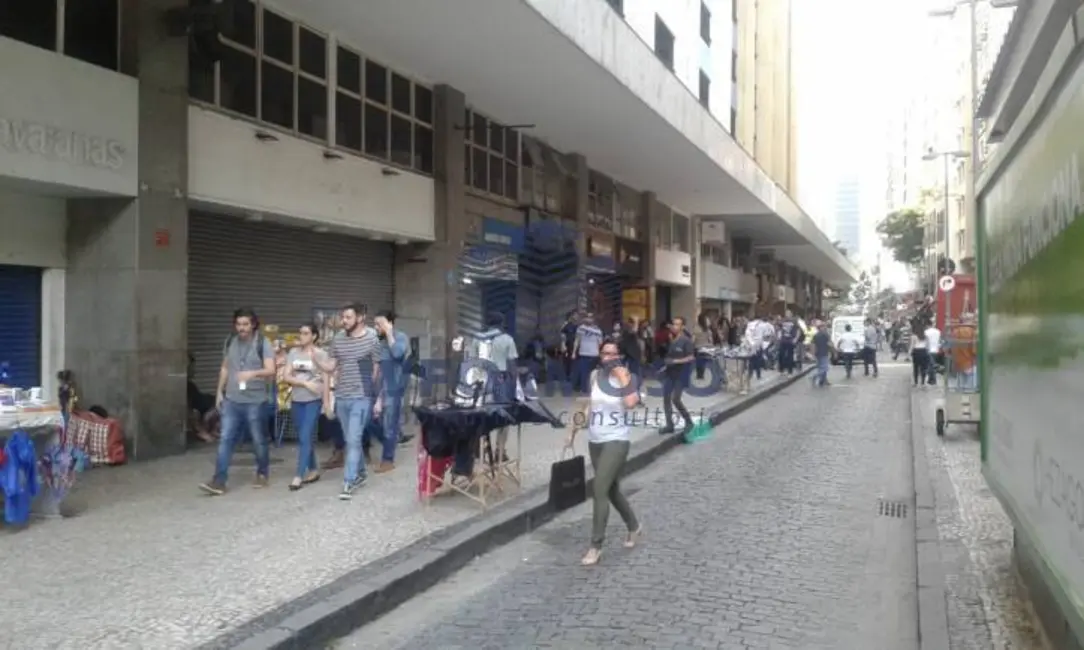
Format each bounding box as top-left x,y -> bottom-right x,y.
0,264 -> 42,389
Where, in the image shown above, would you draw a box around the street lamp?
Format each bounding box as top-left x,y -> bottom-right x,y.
923,148 -> 969,289
928,0 -> 1019,271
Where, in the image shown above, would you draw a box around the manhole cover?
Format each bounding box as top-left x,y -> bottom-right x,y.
877,499 -> 908,518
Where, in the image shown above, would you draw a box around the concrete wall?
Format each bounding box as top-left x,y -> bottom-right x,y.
188,106 -> 435,241
0,188 -> 67,268
0,36 -> 139,197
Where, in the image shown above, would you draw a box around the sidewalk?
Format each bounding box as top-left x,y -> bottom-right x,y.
0,374 -> 780,650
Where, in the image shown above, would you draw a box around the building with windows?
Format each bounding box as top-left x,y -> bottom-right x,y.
0,0 -> 854,459
833,177 -> 862,261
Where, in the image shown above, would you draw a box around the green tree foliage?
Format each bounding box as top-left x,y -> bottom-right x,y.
876,209 -> 926,266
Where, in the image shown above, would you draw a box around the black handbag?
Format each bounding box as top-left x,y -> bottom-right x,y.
548,446 -> 586,511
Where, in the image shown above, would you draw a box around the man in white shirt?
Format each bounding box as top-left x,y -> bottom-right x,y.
742,312 -> 772,381
835,324 -> 864,379
924,322 -> 942,386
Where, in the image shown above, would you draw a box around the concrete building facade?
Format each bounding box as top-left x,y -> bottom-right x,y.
0,0 -> 854,459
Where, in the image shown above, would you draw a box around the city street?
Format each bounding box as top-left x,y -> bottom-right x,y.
335,361 -> 1048,650
337,362 -> 920,649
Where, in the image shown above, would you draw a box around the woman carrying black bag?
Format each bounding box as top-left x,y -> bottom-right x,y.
565,340 -> 642,566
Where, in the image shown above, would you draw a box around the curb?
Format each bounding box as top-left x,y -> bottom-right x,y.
228,368 -> 812,650
909,389 -> 951,650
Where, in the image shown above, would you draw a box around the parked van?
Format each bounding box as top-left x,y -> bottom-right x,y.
830,316 -> 866,365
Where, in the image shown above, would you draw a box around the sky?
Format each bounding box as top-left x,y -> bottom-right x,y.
793,0 -> 950,291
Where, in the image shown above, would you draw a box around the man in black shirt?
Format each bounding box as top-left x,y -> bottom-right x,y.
659,317 -> 696,435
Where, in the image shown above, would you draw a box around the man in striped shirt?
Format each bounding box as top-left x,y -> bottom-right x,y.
316,302 -> 381,500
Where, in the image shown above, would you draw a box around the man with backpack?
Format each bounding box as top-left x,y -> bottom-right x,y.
199,308 -> 276,495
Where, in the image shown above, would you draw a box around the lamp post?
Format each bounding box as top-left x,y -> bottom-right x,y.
928,0 -> 1019,269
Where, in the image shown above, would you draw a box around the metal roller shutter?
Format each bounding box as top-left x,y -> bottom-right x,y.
187,212 -> 395,392
0,264 -> 42,389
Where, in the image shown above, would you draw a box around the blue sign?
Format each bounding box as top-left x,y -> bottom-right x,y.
482,217 -> 525,253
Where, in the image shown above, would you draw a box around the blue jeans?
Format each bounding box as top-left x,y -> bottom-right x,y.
290,400 -> 321,478
214,399 -> 270,484
571,356 -> 599,394
369,393 -> 403,463
778,342 -> 796,374
336,397 -> 373,484
814,355 -> 830,386
747,351 -> 763,379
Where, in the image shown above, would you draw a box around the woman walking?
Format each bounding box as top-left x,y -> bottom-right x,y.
910,320 -> 931,387
566,340 -> 642,566
284,323 -> 326,490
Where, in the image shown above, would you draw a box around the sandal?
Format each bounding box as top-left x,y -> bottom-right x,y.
624,526 -> 643,548
581,548 -> 602,566
302,471 -> 321,484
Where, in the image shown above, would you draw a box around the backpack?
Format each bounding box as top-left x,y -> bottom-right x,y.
223,333 -> 267,364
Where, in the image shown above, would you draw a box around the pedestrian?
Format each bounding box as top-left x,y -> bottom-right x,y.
199,308 -> 276,495
370,310 -> 410,473
810,320 -> 833,387
835,324 -> 862,379
924,319 -> 942,386
693,314 -> 715,381
618,317 -> 643,385
571,312 -> 603,395
910,321 -> 931,387
282,323 -> 326,490
315,303 -> 382,500
565,339 -> 642,566
559,311 -> 578,384
777,310 -> 799,376
659,317 -> 695,435
862,318 -> 879,378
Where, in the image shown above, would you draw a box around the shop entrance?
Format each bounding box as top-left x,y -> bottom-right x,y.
586,274 -> 622,332
0,264 -> 43,389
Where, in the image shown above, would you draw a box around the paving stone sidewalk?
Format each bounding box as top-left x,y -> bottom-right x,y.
0,372 -> 777,650
913,389 -> 1048,650
339,365 -> 920,650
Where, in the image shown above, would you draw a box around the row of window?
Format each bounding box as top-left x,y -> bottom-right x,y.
1,0 -> 121,72
188,0 -> 434,174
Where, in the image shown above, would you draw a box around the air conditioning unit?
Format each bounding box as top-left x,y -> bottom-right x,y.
700,221 -> 726,245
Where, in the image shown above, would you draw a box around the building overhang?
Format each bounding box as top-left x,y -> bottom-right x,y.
272,0 -> 856,284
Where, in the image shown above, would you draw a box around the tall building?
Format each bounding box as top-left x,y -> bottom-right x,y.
833,177 -> 862,260
0,0 -> 854,456
734,0 -> 798,196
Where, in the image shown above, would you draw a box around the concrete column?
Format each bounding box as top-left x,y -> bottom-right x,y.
813,278 -> 824,317
66,0 -> 189,459
642,191 -> 659,321
394,84 -> 466,385
568,153 -> 590,311
671,215 -> 697,324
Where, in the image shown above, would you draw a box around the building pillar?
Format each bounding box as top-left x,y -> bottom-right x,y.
394,84 -> 466,392
671,216 -> 697,325
65,0 -> 189,459
643,191 -> 660,322
813,278 -> 824,317
568,153 -> 590,314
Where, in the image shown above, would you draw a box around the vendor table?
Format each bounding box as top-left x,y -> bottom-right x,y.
414,400 -> 562,508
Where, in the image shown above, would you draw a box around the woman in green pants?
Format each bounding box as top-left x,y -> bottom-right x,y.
566,340 -> 642,566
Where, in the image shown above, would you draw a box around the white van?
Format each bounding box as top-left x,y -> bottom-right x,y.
830,316 -> 866,364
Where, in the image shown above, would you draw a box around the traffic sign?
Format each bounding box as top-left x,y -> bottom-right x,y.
938,275 -> 956,292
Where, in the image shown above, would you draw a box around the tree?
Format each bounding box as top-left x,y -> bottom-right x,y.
846,271 -> 873,314
876,209 -> 926,267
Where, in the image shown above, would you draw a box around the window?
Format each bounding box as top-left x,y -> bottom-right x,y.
673,213 -> 690,252
615,184 -> 641,240
730,107 -> 737,134
654,16 -> 675,71
607,0 -> 624,16
465,109 -> 520,201
191,1 -> 432,175
0,0 -> 121,72
588,172 -> 615,232
700,2 -> 712,44
731,50 -> 738,81
698,70 -> 711,109
522,138 -> 566,213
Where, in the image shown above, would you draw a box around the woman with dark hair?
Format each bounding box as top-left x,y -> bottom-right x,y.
284,323 -> 327,490
909,318 -> 931,388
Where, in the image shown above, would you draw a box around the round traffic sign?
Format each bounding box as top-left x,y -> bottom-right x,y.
938,275 -> 956,292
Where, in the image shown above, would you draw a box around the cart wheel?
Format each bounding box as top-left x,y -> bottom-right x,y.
935,408 -> 946,437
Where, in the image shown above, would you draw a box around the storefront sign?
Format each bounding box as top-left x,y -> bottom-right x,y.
0,117 -> 126,171
481,217 -> 525,253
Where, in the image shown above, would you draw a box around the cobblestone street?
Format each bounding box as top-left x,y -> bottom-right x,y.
338,363 -> 921,649
914,390 -> 1048,650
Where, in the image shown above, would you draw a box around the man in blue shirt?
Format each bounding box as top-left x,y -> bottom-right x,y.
372,310 -> 411,473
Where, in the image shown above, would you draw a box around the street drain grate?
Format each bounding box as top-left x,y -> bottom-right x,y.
878,499 -> 908,518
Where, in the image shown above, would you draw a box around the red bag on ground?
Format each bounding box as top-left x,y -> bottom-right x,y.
68,410 -> 127,466
416,434 -> 453,499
